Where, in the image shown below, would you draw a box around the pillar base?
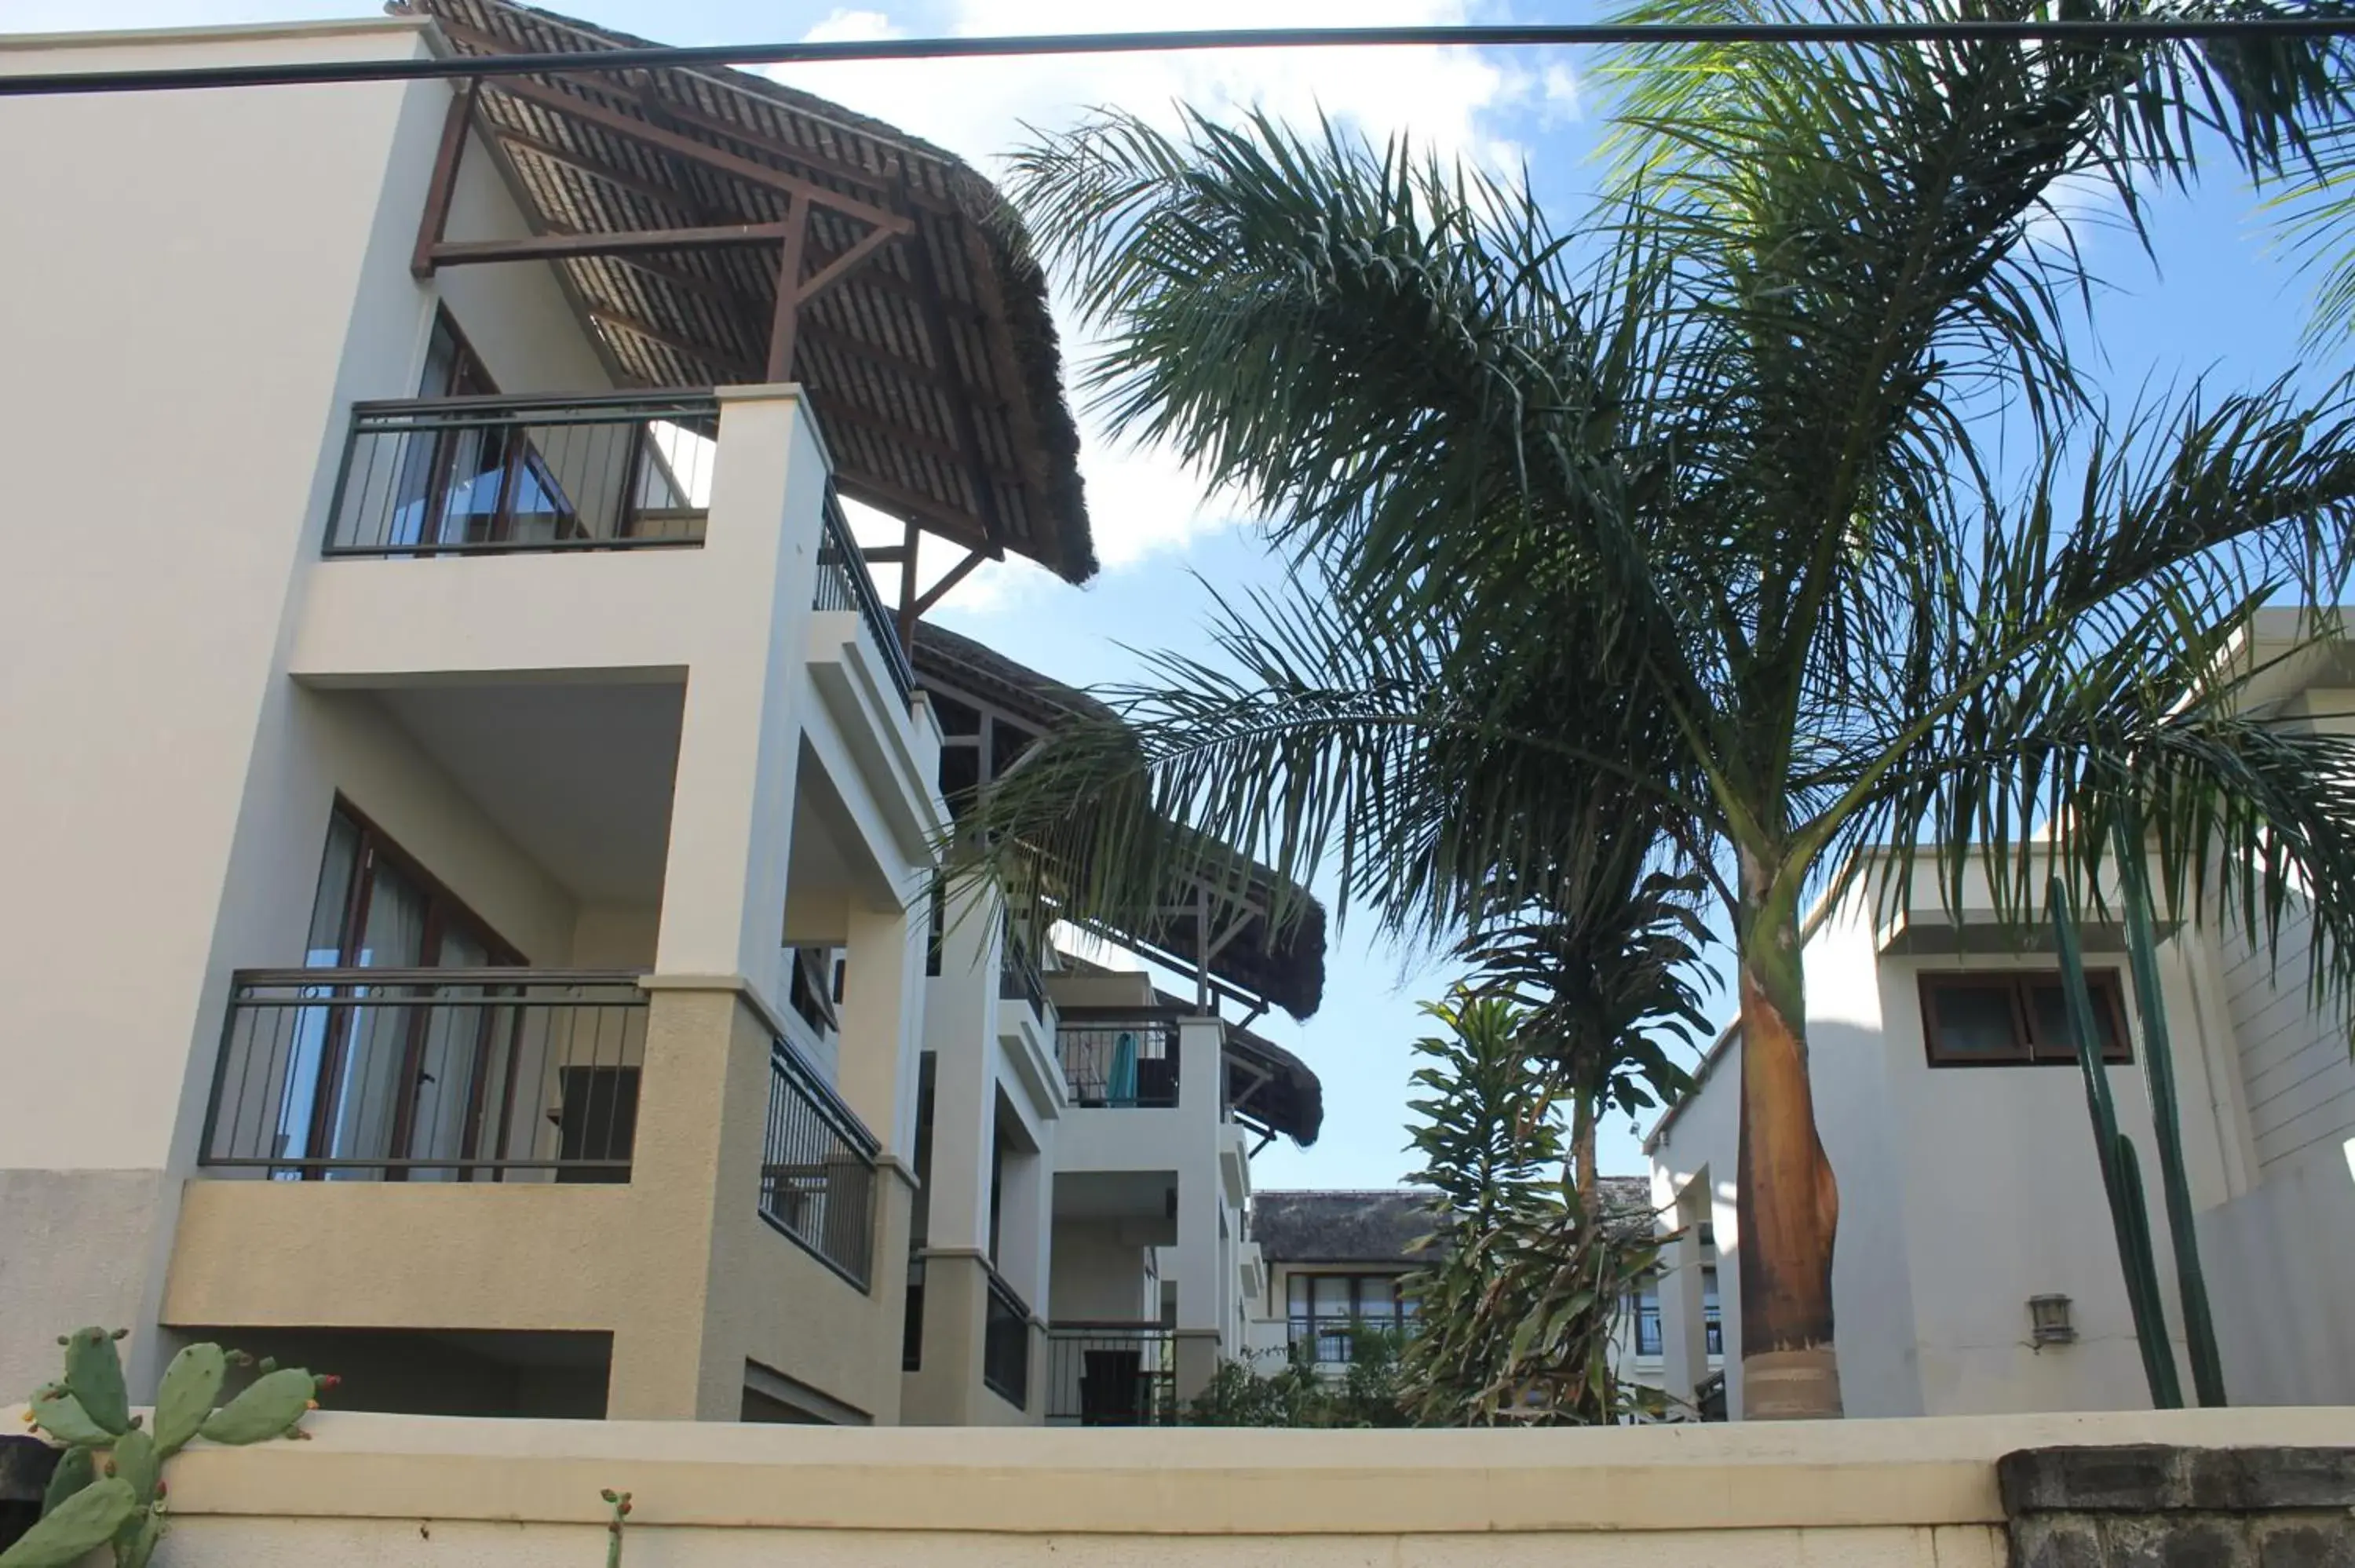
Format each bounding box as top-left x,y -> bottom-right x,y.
1742,1347 -> 1842,1420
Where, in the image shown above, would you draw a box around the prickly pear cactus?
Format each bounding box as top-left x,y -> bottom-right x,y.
5,1329 -> 336,1568
601,1489 -> 633,1568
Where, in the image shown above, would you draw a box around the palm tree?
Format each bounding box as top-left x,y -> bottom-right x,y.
1461,865 -> 1711,1223
977,2 -> 2355,1417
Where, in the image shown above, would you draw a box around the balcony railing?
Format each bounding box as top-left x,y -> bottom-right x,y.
759,1036 -> 880,1290
812,491 -> 914,702
982,1267 -> 1031,1409
1046,1324 -> 1178,1426
998,918 -> 1047,1019
1287,1314 -> 1420,1366
201,970 -> 647,1179
1054,1015 -> 1180,1108
324,392 -> 718,556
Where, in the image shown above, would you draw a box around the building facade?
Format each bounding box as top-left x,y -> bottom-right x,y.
0,4 -> 1320,1428
1648,610 -> 2355,1420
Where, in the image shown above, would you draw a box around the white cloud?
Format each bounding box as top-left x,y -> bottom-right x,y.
801,9 -> 904,42
769,2 -> 1548,598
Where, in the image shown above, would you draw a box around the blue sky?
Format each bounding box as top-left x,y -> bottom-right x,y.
31,0 -> 2351,1187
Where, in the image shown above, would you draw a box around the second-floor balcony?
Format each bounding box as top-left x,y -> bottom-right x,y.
1046,1323 -> 1178,1426
325,392 -> 718,556
760,1035 -> 880,1290
201,968 -> 647,1180
1054,1015 -> 1181,1109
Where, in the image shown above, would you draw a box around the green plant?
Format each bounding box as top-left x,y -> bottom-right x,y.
1183,1352 -> 1324,1427
975,9 -> 2355,1416
600,1488 -> 633,1568
1181,1330 -> 1411,1428
1397,993 -> 1659,1425
5,1330 -> 331,1568
2052,878 -> 2184,1410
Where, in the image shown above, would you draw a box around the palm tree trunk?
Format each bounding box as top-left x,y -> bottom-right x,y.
1735,847 -> 1843,1418
1571,1085 -> 1599,1225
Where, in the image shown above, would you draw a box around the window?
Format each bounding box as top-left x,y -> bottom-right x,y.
276,803 -> 524,1176
1629,1267 -> 1722,1360
1919,969 -> 2131,1067
1634,1285 -> 1663,1357
1286,1272 -> 1411,1363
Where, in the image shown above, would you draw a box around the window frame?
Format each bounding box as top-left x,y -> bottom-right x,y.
1917,968 -> 2132,1067
1286,1270 -> 1411,1363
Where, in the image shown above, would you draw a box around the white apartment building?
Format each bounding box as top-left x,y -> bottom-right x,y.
1247,1183 -> 1721,1409
1649,610 -> 2355,1420
0,1 -> 1321,1428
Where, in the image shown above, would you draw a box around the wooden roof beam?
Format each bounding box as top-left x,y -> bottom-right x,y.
433,17 -> 932,207
487,75 -> 912,238
586,303 -> 762,380
429,221 -> 790,268
897,173 -> 1009,551
492,124 -> 706,217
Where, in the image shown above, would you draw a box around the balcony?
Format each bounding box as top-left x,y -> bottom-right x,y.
324,392 -> 717,556
759,1036 -> 881,1291
1054,1015 -> 1181,1109
1046,1324 -> 1178,1426
982,1266 -> 1032,1409
812,491 -> 912,703
199,969 -> 646,1180
998,918 -> 1048,1023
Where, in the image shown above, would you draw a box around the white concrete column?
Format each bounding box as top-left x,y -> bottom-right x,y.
652,386 -> 826,1009
837,899 -> 927,1157
997,1142 -> 1053,1318
1662,1172 -> 1711,1409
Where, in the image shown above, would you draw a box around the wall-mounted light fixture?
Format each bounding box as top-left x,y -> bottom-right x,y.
2028,1293 -> 2076,1347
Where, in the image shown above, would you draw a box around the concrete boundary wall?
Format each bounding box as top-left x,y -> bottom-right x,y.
144,1408 -> 2355,1566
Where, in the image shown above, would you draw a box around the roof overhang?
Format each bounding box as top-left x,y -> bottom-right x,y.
914,622 -> 1329,1020
400,0 -> 1096,584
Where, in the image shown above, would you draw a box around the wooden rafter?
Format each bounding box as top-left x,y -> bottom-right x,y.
586,303 -> 760,379
430,221 -> 790,268
485,75 -> 911,239
411,78 -> 476,278
910,549 -> 989,620
429,17 -> 930,207
896,171 -> 1008,550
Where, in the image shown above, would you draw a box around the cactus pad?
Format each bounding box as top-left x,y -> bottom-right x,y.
197,1367 -> 316,1446
28,1391 -> 113,1449
60,1329 -> 130,1438
38,1447 -> 93,1518
152,1344 -> 226,1457
107,1428 -> 159,1506
0,1476 -> 137,1568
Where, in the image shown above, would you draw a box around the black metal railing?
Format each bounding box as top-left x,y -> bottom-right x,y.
201,970 -> 647,1179
1287,1314 -> 1420,1366
998,917 -> 1047,1019
1046,1324 -> 1178,1426
758,1037 -> 880,1290
982,1267 -> 1031,1409
812,491 -> 915,702
1054,1015 -> 1180,1108
325,392 -> 718,556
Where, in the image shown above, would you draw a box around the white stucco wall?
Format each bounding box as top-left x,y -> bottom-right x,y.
1048,1217 -> 1159,1321
1654,837 -> 2355,1421
137,1405 -> 2355,1568
0,18 -> 945,1407
0,20 -> 455,1398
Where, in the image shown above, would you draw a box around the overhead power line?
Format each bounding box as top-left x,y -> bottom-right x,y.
5,16 -> 2355,98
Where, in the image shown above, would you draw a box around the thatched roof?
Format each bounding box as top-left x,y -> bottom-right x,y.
1254,1179 -> 1656,1264
1254,1190 -> 1440,1264
402,0 -> 1095,582
914,622 -> 1327,1019
1129,986 -> 1321,1147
